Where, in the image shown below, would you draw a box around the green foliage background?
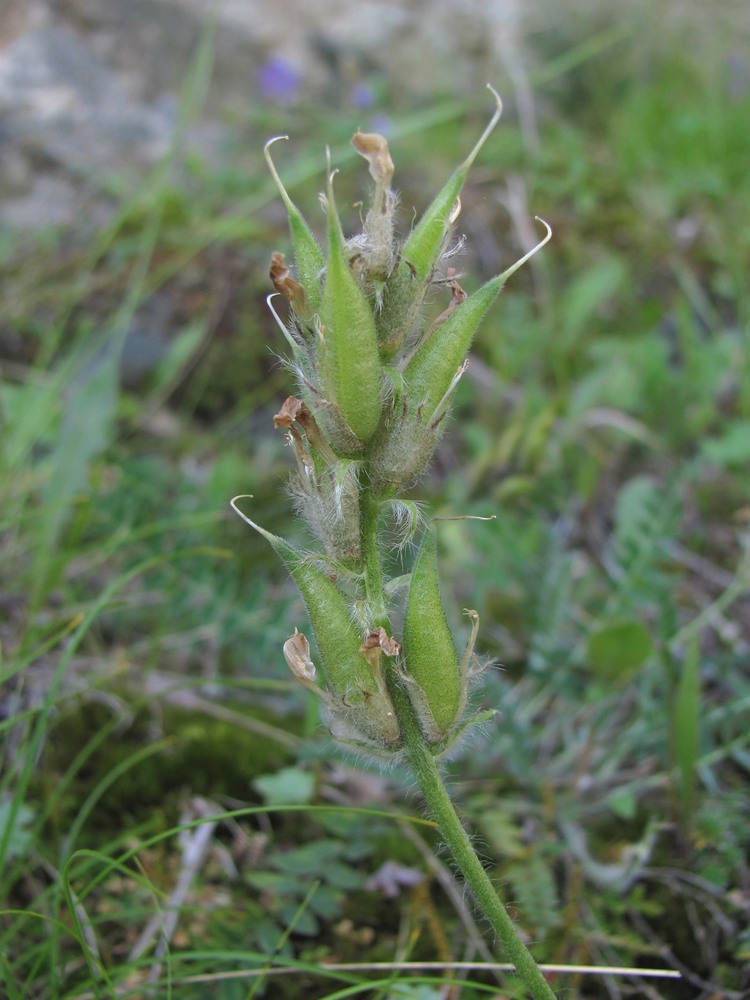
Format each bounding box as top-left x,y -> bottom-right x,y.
1,4 -> 748,997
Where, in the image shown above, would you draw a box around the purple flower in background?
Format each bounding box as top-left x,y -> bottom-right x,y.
257,57 -> 301,106
366,861 -> 425,899
349,82 -> 392,135
350,82 -> 376,109
368,114 -> 393,136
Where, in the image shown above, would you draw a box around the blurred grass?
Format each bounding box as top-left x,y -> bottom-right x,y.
1,4 -> 749,997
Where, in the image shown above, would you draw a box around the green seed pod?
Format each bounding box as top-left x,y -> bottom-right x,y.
236,512 -> 366,695
404,219 -> 553,425
404,272 -> 505,422
373,259 -> 426,359
291,460 -> 362,568
401,86 -> 503,283
372,87 -> 502,359
368,404 -> 440,493
401,523 -> 465,740
319,164 -> 383,443
273,398 -> 362,566
266,300 -> 366,457
304,397 -> 370,457
265,137 -> 326,313
231,499 -> 400,746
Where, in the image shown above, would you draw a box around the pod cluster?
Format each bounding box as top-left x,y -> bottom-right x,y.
235,89 -> 549,753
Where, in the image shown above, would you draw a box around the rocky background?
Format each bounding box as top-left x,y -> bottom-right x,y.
0,0 -> 538,232
4,0 -> 749,236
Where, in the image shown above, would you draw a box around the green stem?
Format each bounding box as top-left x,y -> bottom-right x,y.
359,484 -> 556,999
401,690 -> 556,999
385,673 -> 556,998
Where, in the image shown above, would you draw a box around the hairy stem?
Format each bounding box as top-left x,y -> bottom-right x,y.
389,672 -> 556,998
403,706 -> 556,998
360,485 -> 556,999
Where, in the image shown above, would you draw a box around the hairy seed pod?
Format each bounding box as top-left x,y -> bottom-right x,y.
320,165 -> 383,443
373,259 -> 426,358
401,86 -> 502,283
371,88 -> 502,359
291,460 -> 362,568
404,271 -> 506,422
404,219 -> 553,425
231,501 -> 400,746
368,406 -> 440,493
402,523 -> 465,740
303,397 -> 369,456
248,521 -> 367,694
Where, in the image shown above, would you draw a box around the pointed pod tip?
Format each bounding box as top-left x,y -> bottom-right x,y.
534,216 -> 553,242
324,152 -> 345,242
324,147 -> 336,200
431,514 -> 497,524
230,494 -> 256,528
230,496 -> 289,551
459,84 -> 504,174
230,495 -> 272,538
497,216 -> 553,285
485,83 -> 503,118
264,135 -> 290,154
266,293 -> 300,354
264,136 -> 297,213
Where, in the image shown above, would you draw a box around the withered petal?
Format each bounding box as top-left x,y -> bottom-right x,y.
283,628 -> 317,682
273,395 -> 308,429
360,627 -> 401,657
351,132 -> 395,184
269,251 -> 310,315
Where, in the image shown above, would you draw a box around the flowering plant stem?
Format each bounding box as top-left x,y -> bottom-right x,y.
359,493 -> 556,1000
240,95 -> 558,997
